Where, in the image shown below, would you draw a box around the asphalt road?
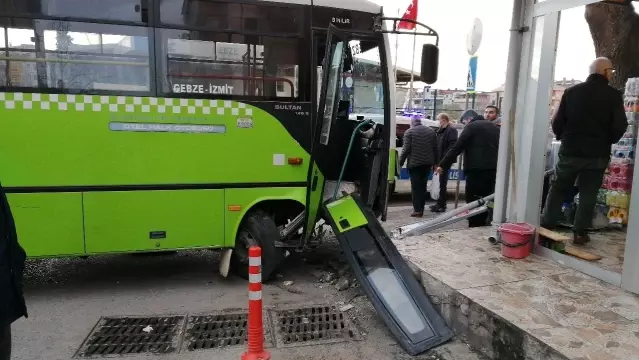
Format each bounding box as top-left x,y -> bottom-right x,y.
10,189 -> 478,360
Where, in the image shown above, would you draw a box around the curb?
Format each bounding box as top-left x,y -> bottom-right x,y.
405,262 -> 570,360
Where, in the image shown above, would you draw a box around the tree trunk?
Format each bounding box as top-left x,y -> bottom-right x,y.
585,3 -> 639,90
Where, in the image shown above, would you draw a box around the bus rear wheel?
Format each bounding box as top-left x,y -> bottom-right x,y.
230,209 -> 284,281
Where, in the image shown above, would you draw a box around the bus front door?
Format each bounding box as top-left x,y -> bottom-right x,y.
302,25 -> 348,243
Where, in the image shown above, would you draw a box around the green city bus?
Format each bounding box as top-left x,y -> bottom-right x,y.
0,0 -> 437,279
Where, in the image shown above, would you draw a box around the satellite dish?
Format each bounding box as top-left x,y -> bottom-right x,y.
466,18 -> 483,56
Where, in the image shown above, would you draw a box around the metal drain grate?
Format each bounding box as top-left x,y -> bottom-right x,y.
271,305 -> 362,348
75,316 -> 184,358
184,313 -> 249,350
183,312 -> 273,351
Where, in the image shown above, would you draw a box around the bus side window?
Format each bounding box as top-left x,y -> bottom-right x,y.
0,27 -> 5,87
159,0 -> 304,35
6,0 -> 146,24
156,29 -> 300,100
0,18 -> 151,94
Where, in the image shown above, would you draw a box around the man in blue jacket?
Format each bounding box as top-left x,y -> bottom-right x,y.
0,183 -> 27,360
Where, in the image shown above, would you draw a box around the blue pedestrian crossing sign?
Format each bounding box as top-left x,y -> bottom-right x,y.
467,56 -> 478,93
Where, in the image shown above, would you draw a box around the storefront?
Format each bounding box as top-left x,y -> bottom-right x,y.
496,0 -> 639,294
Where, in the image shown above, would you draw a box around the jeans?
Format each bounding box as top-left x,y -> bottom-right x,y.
465,170 -> 497,227
408,165 -> 432,213
542,155 -> 608,235
0,325 -> 10,360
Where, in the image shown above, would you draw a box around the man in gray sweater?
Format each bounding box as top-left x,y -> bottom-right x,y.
400,117 -> 438,217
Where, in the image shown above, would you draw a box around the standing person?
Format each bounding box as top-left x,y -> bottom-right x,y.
436,114 -> 500,227
459,109 -> 478,125
484,105 -> 500,123
430,113 -> 458,213
541,57 -> 627,244
0,182 -> 27,360
399,116 -> 438,217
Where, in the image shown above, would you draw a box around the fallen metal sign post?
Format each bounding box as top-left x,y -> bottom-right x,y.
393,194 -> 495,239
322,195 -> 454,355
396,206 -> 489,238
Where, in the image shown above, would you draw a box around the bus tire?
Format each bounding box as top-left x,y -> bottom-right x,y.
231,209 -> 283,281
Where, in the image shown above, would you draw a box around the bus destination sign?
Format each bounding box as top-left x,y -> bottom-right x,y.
172,83 -> 234,95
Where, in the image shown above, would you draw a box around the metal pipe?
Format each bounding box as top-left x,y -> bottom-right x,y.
393,8 -> 400,84
280,211 -> 305,239
454,154 -> 463,208
393,206 -> 489,238
493,0 -> 526,226
408,29 -> 417,111
394,193 -> 495,238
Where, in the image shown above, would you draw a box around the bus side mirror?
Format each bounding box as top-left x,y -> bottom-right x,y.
420,44 -> 439,85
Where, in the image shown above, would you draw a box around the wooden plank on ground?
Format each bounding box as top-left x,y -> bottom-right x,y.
538,227 -> 602,261
538,227 -> 570,242
565,246 -> 602,261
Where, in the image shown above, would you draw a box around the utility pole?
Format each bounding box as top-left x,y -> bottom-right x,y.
432,89 -> 438,119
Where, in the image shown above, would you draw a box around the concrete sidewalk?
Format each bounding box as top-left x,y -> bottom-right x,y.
392,228 -> 639,360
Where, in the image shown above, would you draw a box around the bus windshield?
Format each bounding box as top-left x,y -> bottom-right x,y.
316,36 -> 387,125
347,39 -> 385,123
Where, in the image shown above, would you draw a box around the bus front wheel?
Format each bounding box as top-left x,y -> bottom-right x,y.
230,209 -> 284,281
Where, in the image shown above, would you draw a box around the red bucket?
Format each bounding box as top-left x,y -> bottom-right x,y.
497,223 -> 535,259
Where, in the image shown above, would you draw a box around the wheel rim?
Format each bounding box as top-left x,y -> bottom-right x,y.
235,228 -> 258,265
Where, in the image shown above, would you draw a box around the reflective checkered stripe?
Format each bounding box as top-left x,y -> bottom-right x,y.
0,92 -> 253,116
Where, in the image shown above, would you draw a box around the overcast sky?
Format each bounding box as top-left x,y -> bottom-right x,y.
374,0 -> 599,91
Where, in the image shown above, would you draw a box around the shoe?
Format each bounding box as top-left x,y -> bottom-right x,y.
573,233 -> 591,245
410,212 -> 424,218
429,205 -> 447,213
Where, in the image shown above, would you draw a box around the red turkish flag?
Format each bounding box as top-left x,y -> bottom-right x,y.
398,0 -> 418,30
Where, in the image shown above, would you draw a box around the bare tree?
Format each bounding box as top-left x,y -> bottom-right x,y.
585,2 -> 639,90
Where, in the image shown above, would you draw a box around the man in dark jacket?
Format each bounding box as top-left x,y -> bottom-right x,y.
400,116 -> 438,217
437,114 -> 500,227
430,113 -> 458,213
541,57 -> 627,244
0,183 -> 27,360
